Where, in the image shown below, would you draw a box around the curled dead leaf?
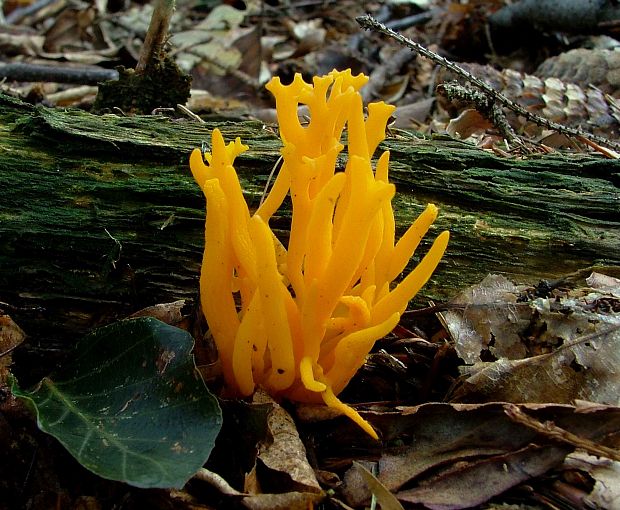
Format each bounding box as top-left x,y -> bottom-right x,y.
0,313 -> 26,385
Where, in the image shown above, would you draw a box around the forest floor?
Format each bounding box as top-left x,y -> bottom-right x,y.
1,0 -> 620,509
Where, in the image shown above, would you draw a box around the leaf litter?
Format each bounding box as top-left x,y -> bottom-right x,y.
5,271 -> 620,508
3,0 -> 618,148
197,270 -> 620,509
2,0 -> 620,507
445,273 -> 620,406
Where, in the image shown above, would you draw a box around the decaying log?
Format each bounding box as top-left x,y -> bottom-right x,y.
0,93 -> 619,376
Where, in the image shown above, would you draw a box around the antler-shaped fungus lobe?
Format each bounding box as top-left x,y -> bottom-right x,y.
190,70 -> 449,439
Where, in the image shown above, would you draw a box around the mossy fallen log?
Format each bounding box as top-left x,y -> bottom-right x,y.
1,93 -> 619,375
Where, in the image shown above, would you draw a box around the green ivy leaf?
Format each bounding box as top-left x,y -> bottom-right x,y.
11,317 -> 222,489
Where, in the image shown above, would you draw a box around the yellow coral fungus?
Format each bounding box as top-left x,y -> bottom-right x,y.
190,70 -> 449,439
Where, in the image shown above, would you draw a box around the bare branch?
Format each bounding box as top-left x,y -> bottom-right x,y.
356,14 -> 620,152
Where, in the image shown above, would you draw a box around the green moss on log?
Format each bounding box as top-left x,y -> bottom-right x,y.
0,93 -> 618,376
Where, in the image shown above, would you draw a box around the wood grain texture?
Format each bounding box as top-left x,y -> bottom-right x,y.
1,93 -> 618,375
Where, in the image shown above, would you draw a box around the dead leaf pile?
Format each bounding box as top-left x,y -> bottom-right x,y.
0,312 -> 25,385
329,401 -> 620,510
445,273 -> 620,406
2,0 -> 620,508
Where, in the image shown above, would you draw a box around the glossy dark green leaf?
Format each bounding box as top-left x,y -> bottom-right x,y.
11,317 -> 222,489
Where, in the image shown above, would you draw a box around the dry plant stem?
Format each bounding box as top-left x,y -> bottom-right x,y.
504,404 -> 620,462
259,156 -> 283,207
46,86 -> 98,103
0,63 -> 118,85
403,302 -> 462,316
4,0 -> 55,24
176,103 -> 204,123
356,14 -> 620,152
136,0 -> 175,73
551,323 -> 620,356
193,468 -> 245,496
576,135 -> 620,159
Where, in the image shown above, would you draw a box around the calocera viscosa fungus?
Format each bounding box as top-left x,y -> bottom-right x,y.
190,69 -> 449,439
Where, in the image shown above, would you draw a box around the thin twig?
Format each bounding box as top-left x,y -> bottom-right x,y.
5,0 -> 56,24
136,0 -> 175,73
0,63 -> 118,85
259,156 -> 283,207
504,403 -> 620,462
193,467 -> 245,496
176,103 -> 204,123
548,322 -> 620,357
356,14 -> 620,152
403,302 -> 463,316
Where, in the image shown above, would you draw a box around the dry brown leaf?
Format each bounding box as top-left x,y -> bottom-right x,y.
444,274 -> 531,363
129,300 -> 187,328
0,314 -> 25,357
564,452 -> 620,509
586,271 -> 620,295
0,314 -> 25,384
0,32 -> 45,56
391,98 -> 435,129
397,444 -> 569,510
43,6 -> 98,53
171,5 -> 246,74
286,18 -> 326,57
36,49 -> 118,65
194,393 -> 323,508
451,328 -> 620,405
335,402 -> 620,509
194,459 -> 323,510
252,390 -> 322,494
445,273 -> 620,405
187,89 -> 248,115
242,491 -> 323,510
446,108 -> 494,139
